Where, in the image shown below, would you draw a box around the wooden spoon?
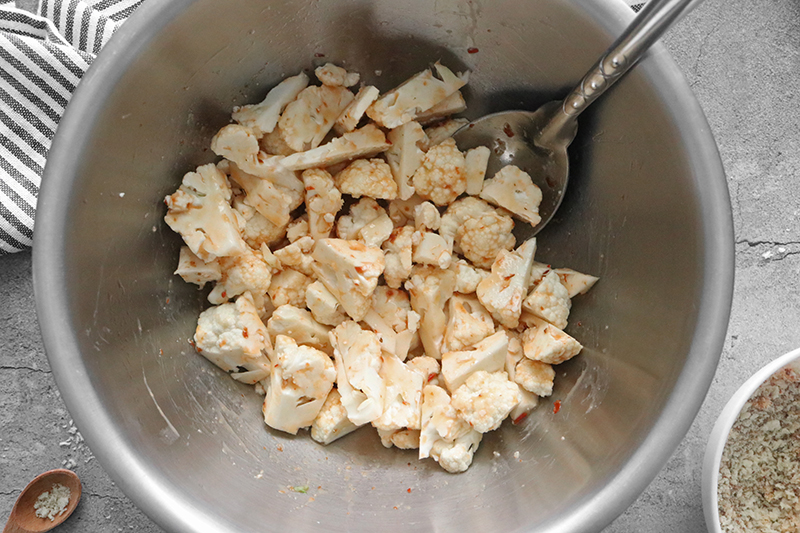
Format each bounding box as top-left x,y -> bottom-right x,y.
3,470 -> 81,533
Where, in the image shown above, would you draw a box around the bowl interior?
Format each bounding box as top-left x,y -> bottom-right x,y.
34,0 -> 733,532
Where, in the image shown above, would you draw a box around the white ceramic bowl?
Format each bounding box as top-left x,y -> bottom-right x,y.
702,346 -> 800,531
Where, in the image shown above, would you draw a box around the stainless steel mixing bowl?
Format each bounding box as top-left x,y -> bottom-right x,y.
32,0 -> 734,531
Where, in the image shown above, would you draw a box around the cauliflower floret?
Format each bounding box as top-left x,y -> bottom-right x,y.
382,225 -> 414,289
412,230 -> 452,269
315,63 -> 360,87
405,266 -> 456,360
388,195 -> 425,227
373,354 -> 424,431
412,138 -> 466,206
362,286 -> 420,361
335,85 -> 380,134
522,270 -> 571,329
407,356 -> 441,387
286,216 -> 309,242
233,198 -> 287,248
267,268 -> 312,308
306,281 -> 347,326
521,314 -> 583,365
449,259 -> 490,294
366,62 -> 469,129
208,246 -> 273,304
444,294 -> 495,352
464,146 -> 490,196
439,196 -> 497,245
451,370 -> 521,433
480,165 -> 543,226
273,235 -> 315,277
335,158 -> 398,200
267,304 -> 332,355
262,335 -> 336,434
164,163 -> 247,261
553,268 -> 600,298
259,127 -> 296,155
227,161 -> 293,228
232,72 -> 309,136
441,330 -> 508,392
377,428 -> 420,449
385,121 -> 427,200
312,239 -> 384,321
504,331 -> 540,423
419,384 -> 472,459
337,198 -> 384,240
357,210 -> 394,248
457,211 -> 516,269
422,118 -> 469,151
415,90 -> 467,125
174,246 -> 221,288
515,358 -> 555,397
330,321 -> 385,425
476,238 -> 537,328
302,168 -> 342,240
280,124 -> 390,171
430,429 -> 482,473
278,84 -> 354,151
414,201 -> 441,231
528,261 -> 552,288
194,294 -> 272,384
311,389 -> 361,445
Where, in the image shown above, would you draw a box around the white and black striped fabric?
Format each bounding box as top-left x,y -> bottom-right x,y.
0,0 -> 645,255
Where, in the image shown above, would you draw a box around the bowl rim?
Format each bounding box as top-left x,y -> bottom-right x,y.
702,346 -> 800,532
32,0 -> 735,532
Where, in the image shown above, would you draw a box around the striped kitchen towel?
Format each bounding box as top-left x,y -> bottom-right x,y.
0,0 -> 647,255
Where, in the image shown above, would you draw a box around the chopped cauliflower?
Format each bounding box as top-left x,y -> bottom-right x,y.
262,335 -> 336,434
385,121 -> 427,200
503,331 -> 540,422
415,90 -> 467,125
335,158 -> 398,200
439,196 -> 497,245
259,126 -> 296,155
412,230 -> 452,269
273,235 -> 315,277
335,85 -> 380,134
315,63 -> 360,87
419,384 -> 472,459
363,286 -> 420,360
382,225 -> 414,289
422,118 -> 469,151
306,281 -> 347,326
330,321 -> 385,425
407,356 -> 441,387
515,358 -> 555,397
377,428 -> 420,449
227,161 -> 292,227
164,163 -> 247,261
553,267 -> 599,298
280,124 -> 390,171
267,304 -> 332,355
232,72 -> 309,136
412,138 -> 466,206
311,389 -> 361,445
449,259 -> 490,294
388,195 -> 425,227
444,294 -> 495,352
175,246 -> 221,288
457,211 -> 516,269
194,294 -> 272,384
464,146 -> 490,196
366,62 -> 468,129
441,329 -> 508,392
267,268 -> 312,308
451,370 -> 520,433
312,238 -> 385,321
522,270 -> 571,329
430,429 -> 482,473
528,261 -> 552,288
233,198 -> 287,248
336,198 -> 386,240
405,266 -> 456,360
286,215 -> 310,243
358,210 -> 393,248
480,165 -> 543,226
414,201 -> 441,231
476,238 -> 537,328
373,354 -> 424,431
302,168 -> 342,240
278,84 -> 354,151
521,314 -> 583,365
208,246 -> 273,304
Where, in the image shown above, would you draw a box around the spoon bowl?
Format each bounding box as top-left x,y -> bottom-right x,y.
3,470 -> 81,533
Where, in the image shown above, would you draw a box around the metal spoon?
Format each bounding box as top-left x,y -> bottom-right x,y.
3,470 -> 82,533
453,0 -> 700,236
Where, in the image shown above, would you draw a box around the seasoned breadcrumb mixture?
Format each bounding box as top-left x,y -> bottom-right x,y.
718,364 -> 800,532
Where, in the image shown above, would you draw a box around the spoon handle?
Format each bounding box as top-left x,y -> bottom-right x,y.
539,0 -> 700,143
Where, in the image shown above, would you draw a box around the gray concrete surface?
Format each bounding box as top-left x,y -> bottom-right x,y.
2,0 -> 800,530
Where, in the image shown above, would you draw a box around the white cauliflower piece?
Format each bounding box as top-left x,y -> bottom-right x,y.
444,294 -> 494,352
267,268 -> 312,308
312,238 -> 385,321
208,246 -> 273,304
522,270 -> 571,329
480,165 -> 543,226
267,304 -> 332,355
422,118 -> 469,150
419,384 -> 472,459
373,354 -> 424,431
273,235 -> 315,277
330,321 -> 385,425
232,72 -> 309,136
515,358 -> 555,397
521,314 -> 583,365
464,146 -> 490,196
335,85 -> 380,133
164,163 -> 247,261
476,238 -> 537,328
362,286 -> 420,361
441,330 -> 508,392
306,281 -> 347,326
385,121 -> 427,200
280,124 -> 390,171
311,389 -> 360,445
451,370 -> 520,433
553,268 -> 599,298
259,127 -> 296,155
504,330 -> 540,423
335,158 -> 398,200
430,429 -> 482,473
358,210 -> 393,248
382,225 -> 414,289
415,90 -> 467,125
377,428 -> 420,449
302,168 -> 342,240
286,216 -> 310,242
448,259 -> 490,294
278,84 -> 354,151
412,230 -> 452,269
227,161 -> 292,227
336,198 -> 385,240
388,195 -> 425,227
407,356 -> 441,387
366,62 -> 469,129
262,335 -> 336,434
528,261 -> 552,288
315,63 -> 360,87
233,198 -> 287,248
457,211 -> 516,269
174,246 -> 221,288
412,138 -> 466,206
193,294 -> 272,384
405,266 -> 456,360
439,196 -> 497,245
414,201 -> 441,231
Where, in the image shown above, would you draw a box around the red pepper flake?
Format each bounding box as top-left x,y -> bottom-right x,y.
221,291 -> 227,298
512,413 -> 528,425
467,47 -> 479,54
503,123 -> 514,138
277,445 -> 283,452
314,52 -> 325,57
242,327 -> 249,338
393,506 -> 398,510
407,488 -> 412,493
427,373 -> 437,382
553,400 -> 561,414
576,321 -> 582,327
